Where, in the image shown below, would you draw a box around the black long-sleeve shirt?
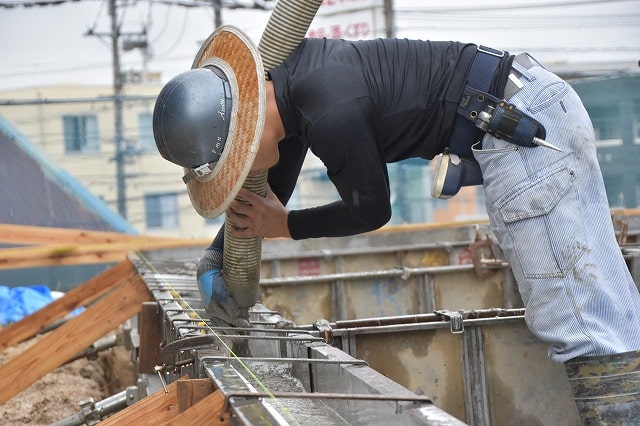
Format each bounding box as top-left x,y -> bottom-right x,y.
267,37 -> 511,240
210,37 -> 511,248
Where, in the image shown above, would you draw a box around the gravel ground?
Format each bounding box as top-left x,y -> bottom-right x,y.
0,331 -> 136,425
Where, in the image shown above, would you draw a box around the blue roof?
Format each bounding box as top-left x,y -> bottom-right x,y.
0,115 -> 137,234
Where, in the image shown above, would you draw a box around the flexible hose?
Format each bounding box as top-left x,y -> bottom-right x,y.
223,0 -> 323,308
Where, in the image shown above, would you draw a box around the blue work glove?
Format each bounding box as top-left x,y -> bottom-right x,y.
196,249 -> 251,330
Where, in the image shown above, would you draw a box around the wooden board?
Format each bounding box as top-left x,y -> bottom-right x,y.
0,240 -> 204,270
138,302 -> 163,374
99,379 -> 181,426
0,260 -> 136,350
0,273 -> 151,403
0,223 -> 209,246
99,378 -> 229,426
0,224 -> 208,270
176,378 -> 216,413
166,389 -> 229,426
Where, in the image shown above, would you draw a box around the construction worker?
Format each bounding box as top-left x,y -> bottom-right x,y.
153,29 -> 640,423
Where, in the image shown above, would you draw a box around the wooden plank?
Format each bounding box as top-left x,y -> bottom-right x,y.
166,389 -> 229,426
99,379 -> 182,426
176,378 -> 215,413
0,239 -> 206,270
0,260 -> 136,350
0,273 -> 151,404
0,250 -> 126,270
138,302 -> 162,374
0,224 -> 135,245
0,223 -> 209,246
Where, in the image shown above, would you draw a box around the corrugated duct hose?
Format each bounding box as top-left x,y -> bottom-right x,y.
222,0 -> 323,308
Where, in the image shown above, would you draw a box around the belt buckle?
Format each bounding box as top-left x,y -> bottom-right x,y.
477,45 -> 505,58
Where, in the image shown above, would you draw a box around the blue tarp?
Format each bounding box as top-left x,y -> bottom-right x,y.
0,285 -> 54,326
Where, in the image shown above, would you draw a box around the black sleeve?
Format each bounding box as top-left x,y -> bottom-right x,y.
288,98 -> 392,239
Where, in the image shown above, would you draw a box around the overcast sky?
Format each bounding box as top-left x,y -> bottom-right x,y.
0,0 -> 638,91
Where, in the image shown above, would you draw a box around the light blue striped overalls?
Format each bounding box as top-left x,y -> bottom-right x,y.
473,54 -> 640,362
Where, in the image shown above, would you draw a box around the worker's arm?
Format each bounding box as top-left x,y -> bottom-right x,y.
228,98 -> 392,240
198,134 -> 307,318
196,245 -> 250,328
293,98 -> 393,238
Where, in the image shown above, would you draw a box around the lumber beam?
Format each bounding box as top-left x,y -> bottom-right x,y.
0,223 -> 208,246
99,379 -> 182,426
167,388 -> 229,425
0,260 -> 136,350
98,377 -> 230,426
176,378 -> 216,413
0,223 -> 209,270
138,302 -> 163,374
0,240 -> 205,270
0,272 -> 152,403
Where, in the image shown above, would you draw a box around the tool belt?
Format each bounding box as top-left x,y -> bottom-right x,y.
448,49 -> 542,159
432,49 -> 546,199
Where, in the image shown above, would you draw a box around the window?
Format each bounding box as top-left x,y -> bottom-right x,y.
145,192 -> 179,229
62,114 -> 100,153
588,105 -> 622,146
137,111 -> 155,152
634,100 -> 640,144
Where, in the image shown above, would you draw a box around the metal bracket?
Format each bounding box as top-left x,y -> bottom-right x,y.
612,216 -> 629,245
161,334 -> 219,367
469,227 -> 503,278
435,310 -> 465,334
314,318 -> 334,344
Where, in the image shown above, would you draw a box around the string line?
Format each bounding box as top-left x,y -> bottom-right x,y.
133,250 -> 301,426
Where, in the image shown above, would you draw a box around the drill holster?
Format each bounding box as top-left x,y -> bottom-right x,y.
431,152 -> 483,199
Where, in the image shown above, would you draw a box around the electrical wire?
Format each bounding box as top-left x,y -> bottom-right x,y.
394,0 -> 640,13
150,5 -> 191,57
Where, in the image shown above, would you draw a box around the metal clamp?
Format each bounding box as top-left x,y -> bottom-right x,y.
612,217 -> 629,245
435,310 -> 465,334
314,319 -> 334,344
469,228 -> 503,278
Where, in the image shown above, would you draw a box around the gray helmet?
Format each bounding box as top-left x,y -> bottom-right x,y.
153,65 -> 233,183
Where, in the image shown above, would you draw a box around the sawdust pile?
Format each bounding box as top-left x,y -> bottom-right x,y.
0,331 -> 136,425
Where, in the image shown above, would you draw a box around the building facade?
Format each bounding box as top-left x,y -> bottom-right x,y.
0,83 -> 222,239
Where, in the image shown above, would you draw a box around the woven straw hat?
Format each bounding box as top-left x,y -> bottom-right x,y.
184,25 -> 265,218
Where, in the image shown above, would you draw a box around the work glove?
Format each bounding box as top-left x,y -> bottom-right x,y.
196,248 -> 251,330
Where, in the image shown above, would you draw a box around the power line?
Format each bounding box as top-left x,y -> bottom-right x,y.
394,0 -> 640,13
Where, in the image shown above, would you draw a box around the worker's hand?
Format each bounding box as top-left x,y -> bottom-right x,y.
226,185 -> 291,239
197,267 -> 251,329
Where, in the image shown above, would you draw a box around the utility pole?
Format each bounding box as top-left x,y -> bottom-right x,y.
384,0 -> 395,38
109,0 -> 127,219
91,0 -> 256,220
213,0 -> 222,28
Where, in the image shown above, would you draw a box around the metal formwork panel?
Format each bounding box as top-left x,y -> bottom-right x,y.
135,216 -> 640,425
352,328 -> 465,420
432,269 -> 509,312
480,322 -> 580,425
261,264 -> 519,325
329,314 -> 581,425
261,280 -> 333,325
341,276 -> 425,319
131,257 -> 466,425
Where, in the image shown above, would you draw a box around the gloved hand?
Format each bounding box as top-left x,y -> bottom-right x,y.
196,248 -> 251,330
